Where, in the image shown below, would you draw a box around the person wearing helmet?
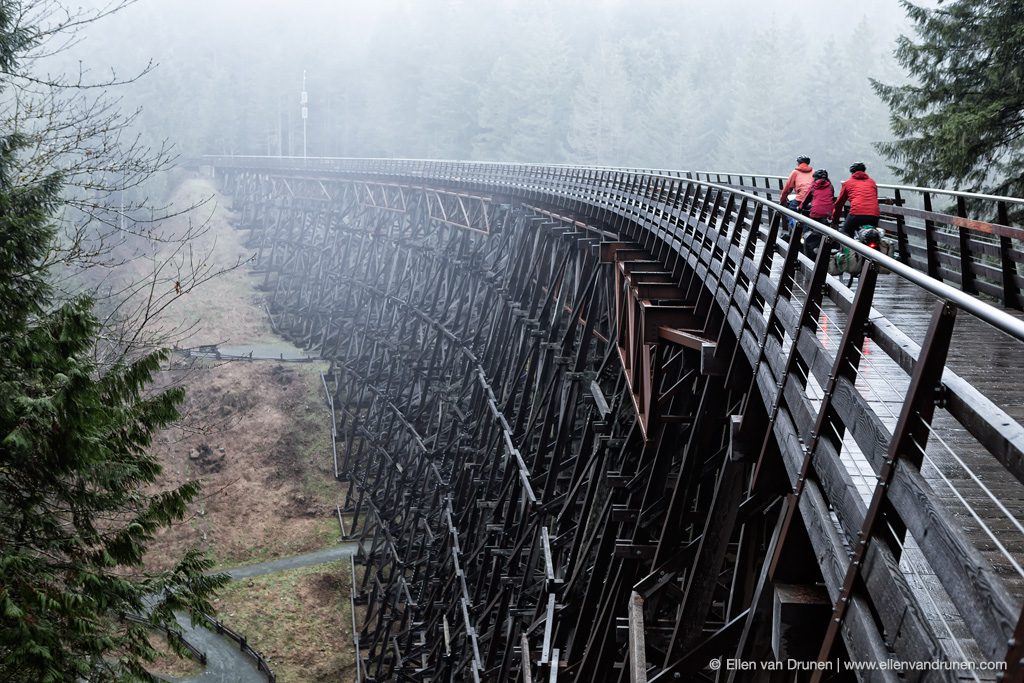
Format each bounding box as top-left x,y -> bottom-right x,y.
780,156 -> 814,204
778,156 -> 814,239
832,162 -> 880,237
799,168 -> 835,257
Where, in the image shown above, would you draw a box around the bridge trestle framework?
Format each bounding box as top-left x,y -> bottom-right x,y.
211,158 -> 1024,683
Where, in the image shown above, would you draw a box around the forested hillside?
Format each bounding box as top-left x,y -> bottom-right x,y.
71,0 -> 908,177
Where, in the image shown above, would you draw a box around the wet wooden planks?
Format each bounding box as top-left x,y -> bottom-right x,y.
820,271 -> 1024,673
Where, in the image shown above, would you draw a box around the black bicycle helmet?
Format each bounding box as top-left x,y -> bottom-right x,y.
797,156 -> 811,165
813,169 -> 829,180
849,162 -> 867,173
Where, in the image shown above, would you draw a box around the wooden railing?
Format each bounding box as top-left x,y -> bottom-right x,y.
126,607 -> 274,680
205,613 -> 277,682
686,170 -> 1024,309
122,612 -> 208,666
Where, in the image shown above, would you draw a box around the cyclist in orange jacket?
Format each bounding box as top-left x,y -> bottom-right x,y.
780,156 -> 814,206
779,156 -> 814,237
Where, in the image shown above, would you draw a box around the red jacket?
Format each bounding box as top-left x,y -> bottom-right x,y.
833,171 -> 879,220
800,178 -> 835,219
780,163 -> 814,202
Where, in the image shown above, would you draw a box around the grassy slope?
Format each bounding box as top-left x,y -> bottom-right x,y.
143,173 -> 354,679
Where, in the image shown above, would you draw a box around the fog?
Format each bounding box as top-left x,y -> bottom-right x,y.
60,0 -> 920,180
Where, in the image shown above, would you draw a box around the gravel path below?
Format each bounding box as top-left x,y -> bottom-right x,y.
222,544 -> 357,581
166,543 -> 358,683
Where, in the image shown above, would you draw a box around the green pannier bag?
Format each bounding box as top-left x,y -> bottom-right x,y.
828,247 -> 863,276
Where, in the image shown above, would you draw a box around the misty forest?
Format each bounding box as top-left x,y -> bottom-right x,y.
76,0 -> 910,178
5,0 -> 1024,682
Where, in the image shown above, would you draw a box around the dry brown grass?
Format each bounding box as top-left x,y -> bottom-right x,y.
141,174 -> 354,679
147,360 -> 340,570
154,175 -> 272,346
144,174 -> 345,570
213,561 -> 356,682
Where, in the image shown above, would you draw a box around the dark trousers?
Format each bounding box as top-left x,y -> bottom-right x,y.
802,215 -> 830,258
842,214 -> 880,238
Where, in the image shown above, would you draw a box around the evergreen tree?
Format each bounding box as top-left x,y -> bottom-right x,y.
54,1 -> 914,173
712,24 -> 804,173
1,7 -> 225,682
638,39 -> 737,171
566,43 -> 632,165
472,6 -> 572,162
636,66 -> 691,169
874,0 -> 1024,196
797,22 -> 896,180
411,3 -> 489,160
472,53 -> 523,160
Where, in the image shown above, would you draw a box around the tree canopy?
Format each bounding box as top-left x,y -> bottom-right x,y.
1,4 -> 224,681
874,0 -> 1024,197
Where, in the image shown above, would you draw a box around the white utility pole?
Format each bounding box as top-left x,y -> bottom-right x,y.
301,70 -> 308,159
119,172 -> 125,232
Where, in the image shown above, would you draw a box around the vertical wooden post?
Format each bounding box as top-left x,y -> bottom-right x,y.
628,592 -> 649,683
997,201 -> 1020,309
892,188 -> 910,266
923,192 -> 941,280
956,195 -> 977,294
521,635 -> 534,683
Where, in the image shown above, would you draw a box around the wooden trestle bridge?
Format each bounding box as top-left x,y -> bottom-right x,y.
206,156 -> 1024,682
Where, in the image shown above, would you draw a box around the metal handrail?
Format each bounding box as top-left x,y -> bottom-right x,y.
202,156 -> 1024,342
689,178 -> 1024,342
199,155 -> 1024,206
687,170 -> 1024,205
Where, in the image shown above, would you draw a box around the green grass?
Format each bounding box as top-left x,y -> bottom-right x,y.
213,561 -> 355,682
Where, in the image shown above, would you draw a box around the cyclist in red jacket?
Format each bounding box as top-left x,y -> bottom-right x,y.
832,162 -> 880,237
799,169 -> 835,257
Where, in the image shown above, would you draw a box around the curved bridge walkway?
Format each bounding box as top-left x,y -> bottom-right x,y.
206,157 -> 1024,683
